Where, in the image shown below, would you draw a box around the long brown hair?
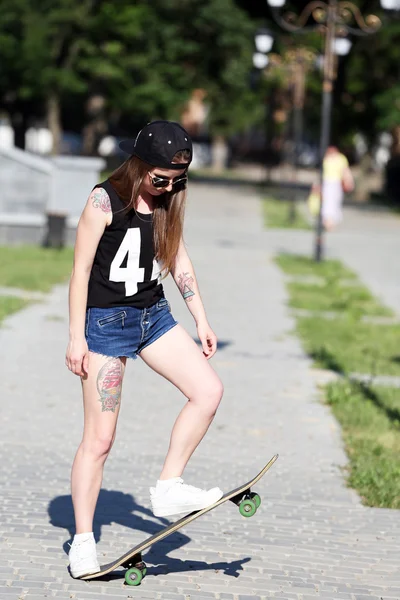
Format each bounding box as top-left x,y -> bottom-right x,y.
109,150 -> 190,276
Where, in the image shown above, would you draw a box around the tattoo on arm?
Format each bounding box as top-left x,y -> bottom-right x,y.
96,358 -> 123,412
178,272 -> 195,302
92,188 -> 111,214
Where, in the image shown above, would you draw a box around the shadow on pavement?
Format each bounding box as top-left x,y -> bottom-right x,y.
84,555 -> 251,583
193,338 -> 232,351
48,489 -> 251,579
48,489 -> 189,556
146,552 -> 250,578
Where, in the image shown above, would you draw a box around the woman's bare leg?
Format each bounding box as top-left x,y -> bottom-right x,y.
71,352 -> 126,533
139,325 -> 223,479
323,218 -> 335,231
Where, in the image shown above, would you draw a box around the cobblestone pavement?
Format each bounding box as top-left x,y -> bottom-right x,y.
274,203 -> 400,317
1,184 -> 399,600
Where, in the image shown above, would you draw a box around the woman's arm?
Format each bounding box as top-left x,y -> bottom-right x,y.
342,166 -> 354,193
66,187 -> 111,376
171,239 -> 217,359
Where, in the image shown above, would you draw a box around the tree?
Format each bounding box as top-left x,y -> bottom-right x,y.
149,0 -> 265,167
78,0 -> 264,157
0,0 -> 263,159
0,0 -> 97,151
237,0 -> 400,153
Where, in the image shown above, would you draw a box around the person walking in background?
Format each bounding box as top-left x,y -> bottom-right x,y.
65,121 -> 224,579
321,145 -> 354,231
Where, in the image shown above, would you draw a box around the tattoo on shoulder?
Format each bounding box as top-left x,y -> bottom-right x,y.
96,357 -> 123,412
178,272 -> 195,302
92,188 -> 111,214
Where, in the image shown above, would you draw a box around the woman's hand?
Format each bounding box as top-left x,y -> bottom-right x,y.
66,338 -> 90,377
197,321 -> 217,360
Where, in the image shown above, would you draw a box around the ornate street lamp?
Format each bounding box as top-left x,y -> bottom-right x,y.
265,0 -> 395,261
380,0 -> 400,10
253,52 -> 270,69
255,29 -> 274,54
257,46 -> 316,222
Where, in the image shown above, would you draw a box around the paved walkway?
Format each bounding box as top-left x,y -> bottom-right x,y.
271,203 -> 400,317
1,184 -> 399,600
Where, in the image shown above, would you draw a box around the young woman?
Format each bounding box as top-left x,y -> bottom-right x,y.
65,121 -> 224,578
322,145 -> 354,230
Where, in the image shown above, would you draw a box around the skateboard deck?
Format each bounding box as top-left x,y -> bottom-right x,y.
81,454 -> 278,586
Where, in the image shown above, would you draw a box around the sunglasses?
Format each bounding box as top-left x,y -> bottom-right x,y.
148,172 -> 188,191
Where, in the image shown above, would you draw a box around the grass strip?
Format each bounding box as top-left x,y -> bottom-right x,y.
0,246 -> 73,292
297,316 -> 400,377
262,197 -> 310,230
278,252 -> 392,319
276,254 -> 356,279
0,296 -> 30,323
287,281 -> 392,317
276,253 -> 400,508
278,255 -> 398,376
326,380 -> 400,509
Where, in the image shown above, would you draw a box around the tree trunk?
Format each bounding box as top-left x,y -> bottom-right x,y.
82,94 -> 107,156
211,135 -> 228,172
47,93 -> 62,155
82,121 -> 97,156
82,117 -> 108,156
391,125 -> 400,158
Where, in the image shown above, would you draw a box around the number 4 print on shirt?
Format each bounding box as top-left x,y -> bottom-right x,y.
109,229 -> 144,296
109,228 -> 161,296
110,227 -> 161,296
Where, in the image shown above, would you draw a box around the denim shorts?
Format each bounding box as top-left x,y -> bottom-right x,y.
85,298 -> 178,360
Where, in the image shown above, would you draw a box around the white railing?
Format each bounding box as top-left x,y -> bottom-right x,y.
0,146 -> 105,244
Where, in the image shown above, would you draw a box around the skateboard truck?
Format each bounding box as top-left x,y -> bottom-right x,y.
230,489 -> 261,517
121,553 -> 147,586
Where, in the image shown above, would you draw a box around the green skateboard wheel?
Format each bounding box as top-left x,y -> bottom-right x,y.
239,498 -> 257,517
125,567 -> 143,586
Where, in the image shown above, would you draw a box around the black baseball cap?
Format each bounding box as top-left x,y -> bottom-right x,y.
119,120 -> 192,170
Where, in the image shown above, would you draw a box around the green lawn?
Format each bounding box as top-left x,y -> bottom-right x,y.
0,246 -> 74,323
276,253 -> 400,508
326,380 -> 400,508
297,316 -> 400,376
287,281 -> 392,317
262,197 -> 311,230
276,253 -> 357,279
0,296 -> 30,322
0,246 -> 73,292
278,253 -> 392,319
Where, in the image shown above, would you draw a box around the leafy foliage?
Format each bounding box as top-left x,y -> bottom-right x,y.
0,0 -> 262,138
0,0 -> 398,147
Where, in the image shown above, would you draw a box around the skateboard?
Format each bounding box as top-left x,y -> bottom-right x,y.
81,454 -> 278,586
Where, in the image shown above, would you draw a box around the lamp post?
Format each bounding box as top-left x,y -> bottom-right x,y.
265,0 -> 395,261
254,45 -> 316,222
283,48 -> 316,222
253,29 -> 274,181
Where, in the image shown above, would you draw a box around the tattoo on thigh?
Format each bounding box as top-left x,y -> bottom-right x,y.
96,358 -> 123,412
177,272 -> 195,302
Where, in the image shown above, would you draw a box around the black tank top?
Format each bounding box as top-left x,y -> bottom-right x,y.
87,180 -> 164,309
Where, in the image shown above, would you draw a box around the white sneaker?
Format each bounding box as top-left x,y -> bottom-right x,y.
150,478 -> 223,517
68,535 -> 100,578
